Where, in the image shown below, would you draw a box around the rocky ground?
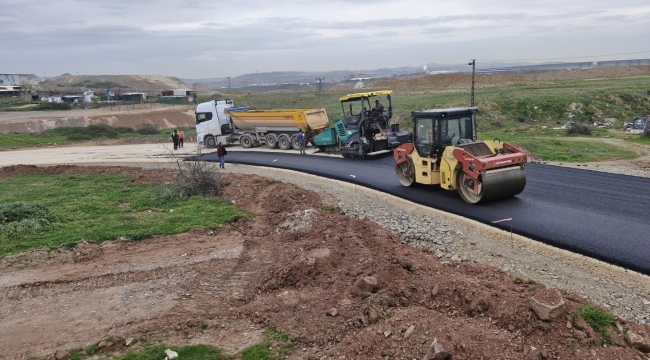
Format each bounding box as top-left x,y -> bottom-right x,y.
1,164 -> 650,360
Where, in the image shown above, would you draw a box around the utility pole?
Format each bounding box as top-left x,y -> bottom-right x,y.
468,59 -> 476,107
226,77 -> 231,93
316,77 -> 324,108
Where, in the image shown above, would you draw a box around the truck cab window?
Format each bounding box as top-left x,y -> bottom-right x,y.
196,112 -> 213,124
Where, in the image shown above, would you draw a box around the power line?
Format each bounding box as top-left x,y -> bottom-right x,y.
477,50 -> 650,63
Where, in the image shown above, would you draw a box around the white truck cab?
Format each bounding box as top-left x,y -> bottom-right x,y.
195,99 -> 235,147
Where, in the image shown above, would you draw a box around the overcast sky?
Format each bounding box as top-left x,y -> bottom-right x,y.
1,0 -> 649,78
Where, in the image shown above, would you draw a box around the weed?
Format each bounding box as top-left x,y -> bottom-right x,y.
397,258 -> 414,272
528,285 -> 537,292
514,276 -> 524,283
321,205 -> 338,212
114,344 -> 231,359
384,297 -> 396,307
579,305 -> 614,344
240,328 -> 294,360
201,323 -> 209,330
485,283 -> 493,289
361,292 -> 371,300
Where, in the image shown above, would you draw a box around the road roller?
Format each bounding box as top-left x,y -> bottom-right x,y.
393,107 -> 527,204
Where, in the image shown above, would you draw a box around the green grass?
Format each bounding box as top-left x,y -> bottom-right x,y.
579,305 -> 614,344
115,344 -> 232,360
241,328 -> 294,360
0,125 -> 196,149
0,174 -> 247,257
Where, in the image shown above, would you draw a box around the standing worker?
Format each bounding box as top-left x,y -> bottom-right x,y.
296,129 -> 306,155
216,142 -> 227,169
178,129 -> 184,148
171,130 -> 179,150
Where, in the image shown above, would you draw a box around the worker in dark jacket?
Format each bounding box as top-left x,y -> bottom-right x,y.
171,130 -> 179,150
216,142 -> 227,169
296,129 -> 306,155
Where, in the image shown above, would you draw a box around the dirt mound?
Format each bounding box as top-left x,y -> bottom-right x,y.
0,165 -> 649,359
41,74 -> 193,91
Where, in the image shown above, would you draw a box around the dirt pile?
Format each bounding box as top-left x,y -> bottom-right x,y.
0,165 -> 649,359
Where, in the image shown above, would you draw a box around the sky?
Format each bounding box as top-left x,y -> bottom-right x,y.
1,0 -> 650,79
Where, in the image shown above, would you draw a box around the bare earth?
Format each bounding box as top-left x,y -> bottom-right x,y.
1,144 -> 650,359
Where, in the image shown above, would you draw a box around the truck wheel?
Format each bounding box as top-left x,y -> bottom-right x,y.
278,134 -> 292,150
291,135 -> 301,150
240,135 -> 254,148
205,136 -> 216,148
265,134 -> 279,148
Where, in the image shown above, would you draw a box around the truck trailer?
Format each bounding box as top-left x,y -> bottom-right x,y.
195,99 -> 328,150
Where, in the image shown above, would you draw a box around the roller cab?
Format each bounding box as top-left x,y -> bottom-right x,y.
394,107 -> 527,204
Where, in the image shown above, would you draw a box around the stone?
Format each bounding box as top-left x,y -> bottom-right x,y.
164,349 -> 179,360
404,325 -> 415,338
625,332 -> 650,353
530,289 -> 566,321
125,337 -> 135,346
307,257 -> 316,266
384,330 -> 391,338
351,276 -> 378,296
326,308 -> 338,317
422,339 -> 450,360
430,285 -> 439,298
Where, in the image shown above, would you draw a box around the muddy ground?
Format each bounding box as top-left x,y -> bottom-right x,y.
1,165 -> 650,360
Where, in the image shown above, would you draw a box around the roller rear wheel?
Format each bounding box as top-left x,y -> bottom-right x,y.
395,159 -> 415,187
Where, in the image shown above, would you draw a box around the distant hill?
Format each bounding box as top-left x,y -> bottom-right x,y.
40,74 -> 193,91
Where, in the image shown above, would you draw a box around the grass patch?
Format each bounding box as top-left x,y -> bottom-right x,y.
579,305 -> 614,344
321,205 -> 338,212
0,174 -> 247,258
241,328 -> 294,360
115,344 -> 232,360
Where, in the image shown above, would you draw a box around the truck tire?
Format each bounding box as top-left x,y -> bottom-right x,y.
278,134 -> 292,150
291,135 -> 301,150
205,136 -> 216,148
265,134 -> 279,148
240,135 -> 254,148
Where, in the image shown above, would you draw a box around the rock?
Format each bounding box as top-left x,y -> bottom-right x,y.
625,332 -> 650,353
530,288 -> 566,321
307,257 -> 316,266
351,276 -> 378,296
430,285 -> 439,298
326,308 -> 338,317
422,338 -> 450,360
384,330 -> 392,338
404,325 -> 415,338
125,337 -> 135,346
164,349 -> 179,360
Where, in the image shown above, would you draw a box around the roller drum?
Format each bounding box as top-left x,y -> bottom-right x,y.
458,167 -> 526,204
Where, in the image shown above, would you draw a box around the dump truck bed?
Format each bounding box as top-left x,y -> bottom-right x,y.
225,108 -> 329,132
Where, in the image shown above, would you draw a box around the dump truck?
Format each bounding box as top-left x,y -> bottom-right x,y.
394,107 -> 527,204
312,90 -> 411,158
195,99 -> 329,150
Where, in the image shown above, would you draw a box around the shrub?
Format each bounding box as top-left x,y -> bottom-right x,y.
0,202 -> 53,239
173,150 -> 223,198
136,123 -> 159,135
566,122 -> 592,135
397,257 -> 414,272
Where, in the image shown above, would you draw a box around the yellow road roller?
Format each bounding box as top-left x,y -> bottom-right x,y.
393,107 -> 527,204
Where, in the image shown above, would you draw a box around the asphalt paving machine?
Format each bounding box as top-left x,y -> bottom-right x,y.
312,90 -> 411,158
394,107 -> 527,204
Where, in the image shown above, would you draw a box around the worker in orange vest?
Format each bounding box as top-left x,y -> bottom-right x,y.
178,129 -> 184,148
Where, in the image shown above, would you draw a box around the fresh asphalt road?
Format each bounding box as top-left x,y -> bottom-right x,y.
201,151 -> 650,275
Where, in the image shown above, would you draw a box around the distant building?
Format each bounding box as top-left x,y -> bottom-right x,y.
0,85 -> 22,97
160,89 -> 197,104
120,92 -> 146,102
61,95 -> 83,104
0,74 -> 29,86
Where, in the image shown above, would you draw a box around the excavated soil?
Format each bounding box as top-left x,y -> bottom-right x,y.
1,165 -> 650,360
